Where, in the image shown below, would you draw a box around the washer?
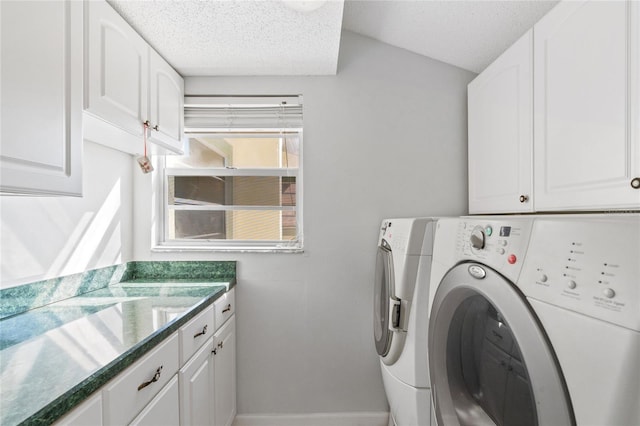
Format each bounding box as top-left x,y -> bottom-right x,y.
374,218 -> 436,426
427,214 -> 640,426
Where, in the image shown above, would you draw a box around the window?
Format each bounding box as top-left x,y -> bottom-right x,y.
156,96 -> 303,252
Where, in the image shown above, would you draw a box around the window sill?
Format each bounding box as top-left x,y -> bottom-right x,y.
151,245 -> 304,254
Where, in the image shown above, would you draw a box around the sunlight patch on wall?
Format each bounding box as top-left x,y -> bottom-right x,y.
53,180 -> 123,277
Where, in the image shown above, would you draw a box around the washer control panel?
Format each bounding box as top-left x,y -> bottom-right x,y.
455,217 -> 535,283
520,215 -> 640,331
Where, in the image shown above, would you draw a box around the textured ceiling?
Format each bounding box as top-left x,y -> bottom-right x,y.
108,0 -> 345,76
342,0 -> 559,74
109,0 -> 560,77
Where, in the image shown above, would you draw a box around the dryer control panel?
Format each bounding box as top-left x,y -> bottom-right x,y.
454,217 -> 535,283
520,215 -> 640,331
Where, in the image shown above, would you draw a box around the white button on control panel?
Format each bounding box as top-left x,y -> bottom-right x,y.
538,274 -> 548,283
567,280 -> 577,289
498,248 -> 505,255
499,240 -> 507,246
603,288 -> 616,299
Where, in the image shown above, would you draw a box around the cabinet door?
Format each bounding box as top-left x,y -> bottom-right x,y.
129,375 -> 180,426
213,316 -> 236,426
534,0 -> 640,211
149,49 -> 184,153
0,0 -> 82,196
179,339 -> 214,426
468,30 -> 533,214
85,0 -> 148,138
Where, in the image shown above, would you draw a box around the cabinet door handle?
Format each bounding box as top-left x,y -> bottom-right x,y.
137,365 -> 163,391
631,178 -> 640,189
193,324 -> 208,338
218,341 -> 224,349
222,304 -> 232,313
152,124 -> 159,131
519,195 -> 529,203
212,348 -> 217,355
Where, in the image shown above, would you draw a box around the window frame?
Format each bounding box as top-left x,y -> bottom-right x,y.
153,130 -> 304,253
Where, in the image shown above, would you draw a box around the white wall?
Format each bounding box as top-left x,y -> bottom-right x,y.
134,31 -> 475,416
0,141 -> 134,288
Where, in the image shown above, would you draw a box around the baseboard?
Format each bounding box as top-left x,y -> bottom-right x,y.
233,412 -> 389,426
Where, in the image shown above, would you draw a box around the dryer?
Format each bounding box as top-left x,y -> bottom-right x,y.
374,218 -> 436,426
427,214 -> 640,426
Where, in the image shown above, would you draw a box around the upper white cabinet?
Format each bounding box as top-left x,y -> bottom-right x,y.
468,0 -> 640,213
468,30 -> 533,214
84,0 -> 184,155
0,0 -> 83,196
149,49 -> 185,151
85,0 -> 148,140
534,0 -> 640,211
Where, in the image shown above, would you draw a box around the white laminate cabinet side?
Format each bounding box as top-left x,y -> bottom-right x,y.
180,304 -> 215,365
215,288 -> 235,331
0,0 -> 83,196
468,29 -> 533,214
533,0 -> 640,211
102,334 -> 179,425
213,316 -> 236,426
129,375 -> 180,426
179,338 -> 215,426
54,393 -> 103,426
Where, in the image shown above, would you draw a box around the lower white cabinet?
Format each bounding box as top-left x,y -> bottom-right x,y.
54,393 -> 102,426
213,316 -> 237,426
130,375 -> 180,426
54,292 -> 236,425
179,338 -> 215,426
179,314 -> 237,426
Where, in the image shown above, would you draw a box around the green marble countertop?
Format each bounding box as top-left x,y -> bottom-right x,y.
0,280 -> 232,425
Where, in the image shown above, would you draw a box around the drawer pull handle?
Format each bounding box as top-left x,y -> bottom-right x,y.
222,304 -> 232,313
137,365 -> 163,391
194,324 -> 208,338
519,195 -> 529,203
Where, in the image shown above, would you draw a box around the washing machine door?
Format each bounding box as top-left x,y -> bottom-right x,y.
374,239 -> 394,357
428,262 -> 574,426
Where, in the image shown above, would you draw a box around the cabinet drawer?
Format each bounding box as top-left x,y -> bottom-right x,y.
180,304 -> 215,364
215,289 -> 235,331
129,375 -> 180,426
102,334 -> 179,425
54,392 -> 102,426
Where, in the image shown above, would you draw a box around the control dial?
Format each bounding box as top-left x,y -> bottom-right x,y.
470,226 -> 486,250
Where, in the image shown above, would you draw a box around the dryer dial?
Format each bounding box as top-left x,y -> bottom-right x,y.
470,226 -> 486,250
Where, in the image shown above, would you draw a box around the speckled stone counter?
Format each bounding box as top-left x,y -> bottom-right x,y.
0,261 -> 236,426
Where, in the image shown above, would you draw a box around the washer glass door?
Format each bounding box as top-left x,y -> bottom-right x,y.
374,240 -> 393,357
428,263 -> 574,426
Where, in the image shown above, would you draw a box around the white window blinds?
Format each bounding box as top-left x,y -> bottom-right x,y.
184,95 -> 303,132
